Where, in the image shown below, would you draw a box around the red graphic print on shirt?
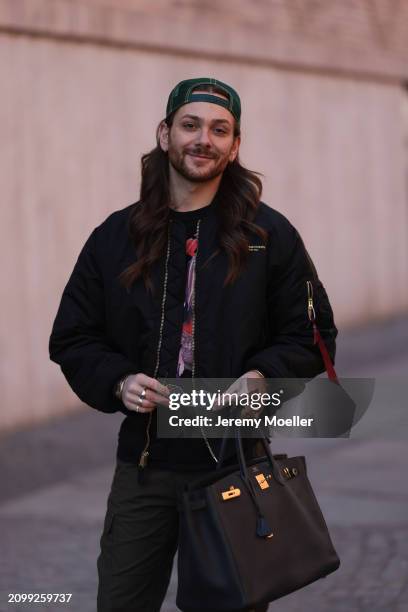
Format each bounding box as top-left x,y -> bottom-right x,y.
177,233 -> 198,377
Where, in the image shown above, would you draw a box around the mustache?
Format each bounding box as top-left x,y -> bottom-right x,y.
184,147 -> 218,159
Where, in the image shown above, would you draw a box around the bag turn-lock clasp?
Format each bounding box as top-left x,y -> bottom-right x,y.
221,486 -> 241,501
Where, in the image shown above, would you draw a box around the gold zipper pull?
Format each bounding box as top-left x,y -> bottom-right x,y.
139,450 -> 149,468
306,280 -> 316,322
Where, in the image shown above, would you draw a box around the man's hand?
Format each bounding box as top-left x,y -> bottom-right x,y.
212,370 -> 267,413
121,373 -> 170,413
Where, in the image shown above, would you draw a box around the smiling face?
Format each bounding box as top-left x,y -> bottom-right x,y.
159,97 -> 241,184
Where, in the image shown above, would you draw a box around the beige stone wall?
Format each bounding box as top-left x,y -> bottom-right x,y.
1,0 -> 408,79
1,1 -> 407,431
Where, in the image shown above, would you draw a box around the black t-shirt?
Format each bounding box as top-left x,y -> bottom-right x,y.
147,201 -> 221,470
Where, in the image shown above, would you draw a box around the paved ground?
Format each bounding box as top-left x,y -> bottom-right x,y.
1,315 -> 407,612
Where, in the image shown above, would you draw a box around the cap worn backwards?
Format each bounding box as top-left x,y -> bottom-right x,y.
166,77 -> 241,125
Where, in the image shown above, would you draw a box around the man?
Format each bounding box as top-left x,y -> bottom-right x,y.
49,77 -> 337,612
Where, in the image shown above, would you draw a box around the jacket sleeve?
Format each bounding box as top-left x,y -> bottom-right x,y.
48,226 -> 138,415
245,218 -> 338,379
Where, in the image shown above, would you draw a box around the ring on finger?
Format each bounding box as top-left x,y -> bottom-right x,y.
137,387 -> 147,406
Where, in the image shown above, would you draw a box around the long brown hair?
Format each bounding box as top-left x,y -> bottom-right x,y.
119,106 -> 267,294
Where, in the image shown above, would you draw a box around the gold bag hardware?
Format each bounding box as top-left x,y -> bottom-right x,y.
255,473 -> 270,490
282,466 -> 299,479
221,486 -> 241,501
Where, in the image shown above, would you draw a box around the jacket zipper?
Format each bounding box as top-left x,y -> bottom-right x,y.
138,222 -> 172,469
191,220 -> 218,464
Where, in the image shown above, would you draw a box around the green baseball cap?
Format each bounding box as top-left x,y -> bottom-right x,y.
166,77 -> 241,124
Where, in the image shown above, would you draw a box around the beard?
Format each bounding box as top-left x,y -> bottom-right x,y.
167,144 -> 230,183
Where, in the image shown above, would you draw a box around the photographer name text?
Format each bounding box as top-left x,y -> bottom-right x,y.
168,414 -> 314,429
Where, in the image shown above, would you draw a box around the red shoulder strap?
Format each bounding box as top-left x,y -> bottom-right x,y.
312,322 -> 339,384
307,280 -> 339,384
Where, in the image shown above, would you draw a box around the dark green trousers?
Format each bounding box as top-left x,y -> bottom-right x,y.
97,460 -> 269,612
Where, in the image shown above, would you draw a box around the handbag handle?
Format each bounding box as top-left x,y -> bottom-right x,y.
219,279 -> 338,476
233,424 -> 285,487
230,280 -> 339,481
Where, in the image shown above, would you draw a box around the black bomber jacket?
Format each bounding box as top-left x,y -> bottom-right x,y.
48,199 -> 337,468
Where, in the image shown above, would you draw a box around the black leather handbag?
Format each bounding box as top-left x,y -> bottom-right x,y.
176,281 -> 342,611
176,435 -> 340,611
